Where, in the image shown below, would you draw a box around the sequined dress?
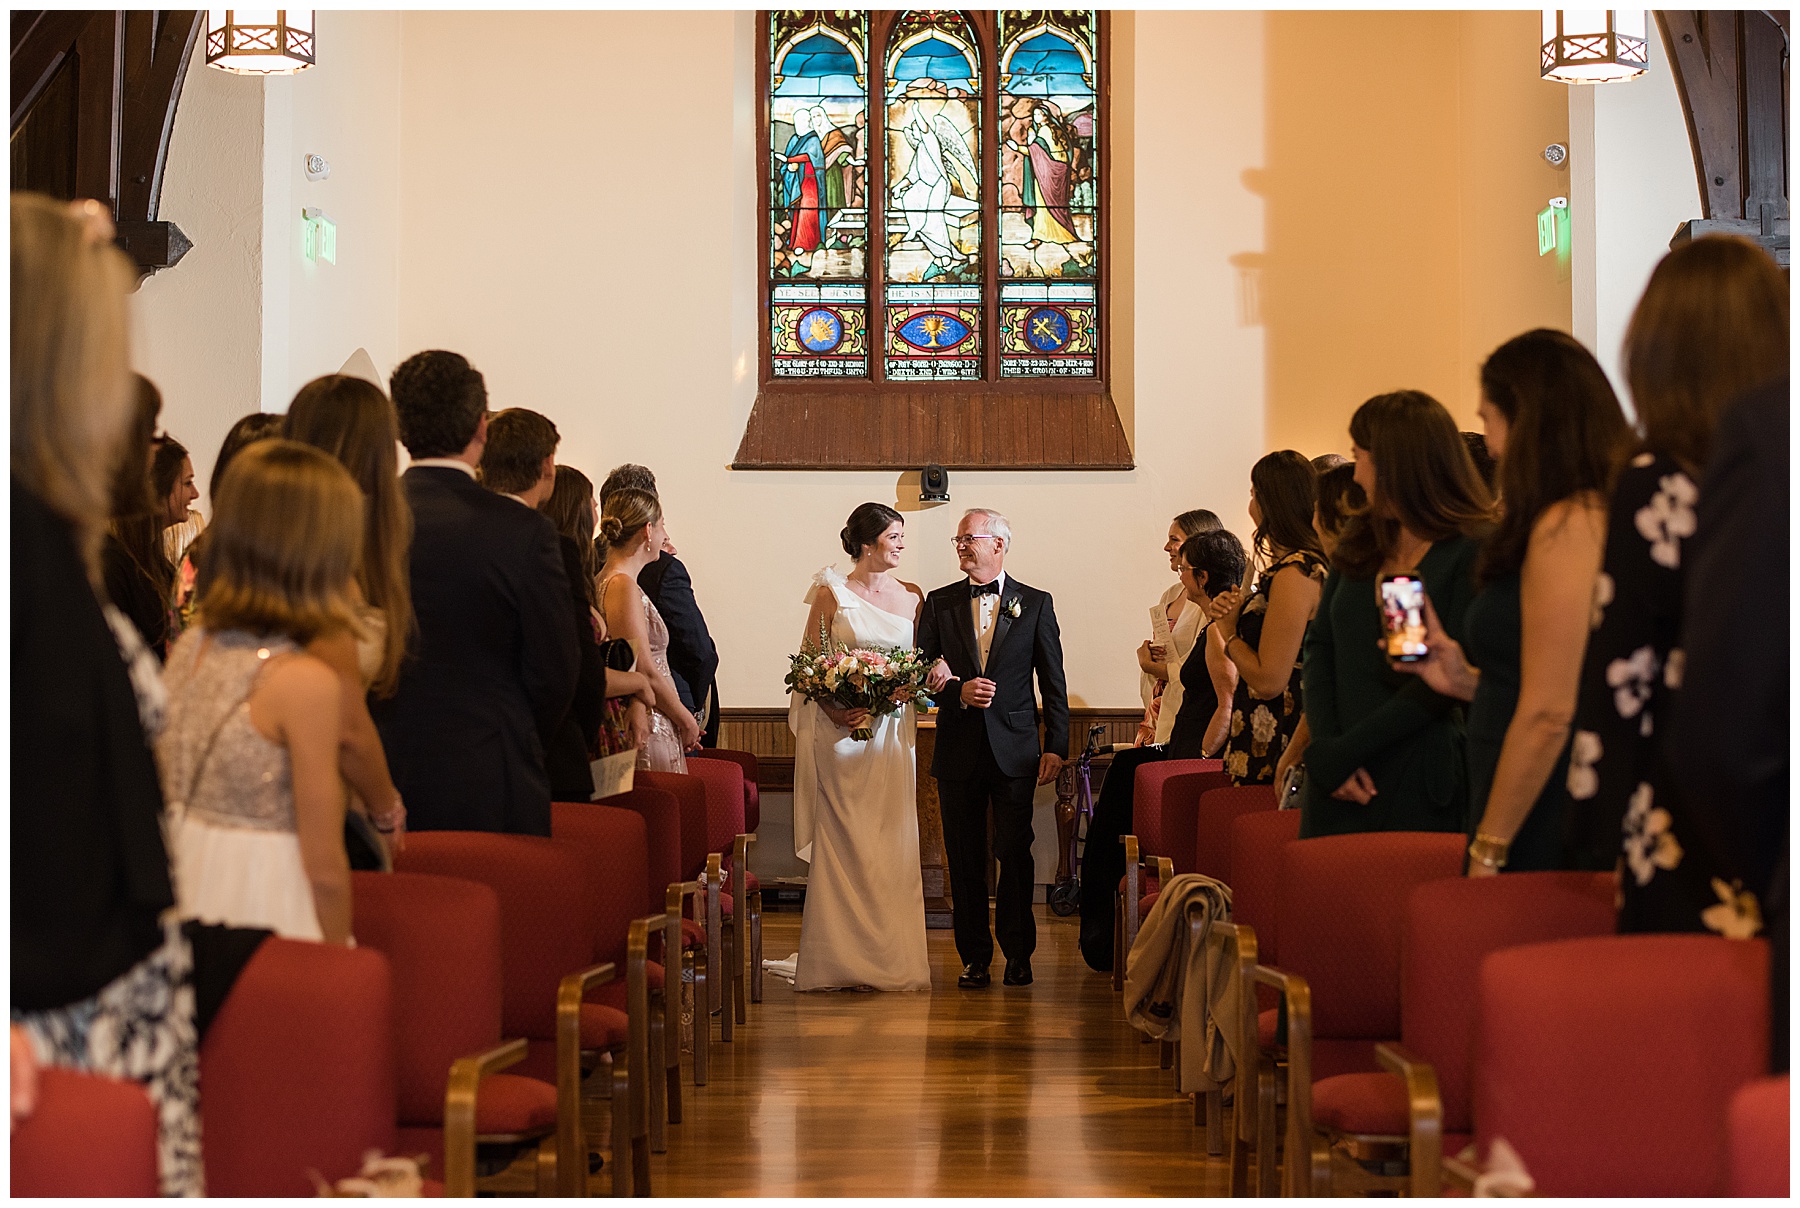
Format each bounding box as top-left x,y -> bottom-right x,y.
157,628 -> 322,941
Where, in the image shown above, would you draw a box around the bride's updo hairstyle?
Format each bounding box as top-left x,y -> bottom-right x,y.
841,501 -> 903,559
599,487 -> 662,552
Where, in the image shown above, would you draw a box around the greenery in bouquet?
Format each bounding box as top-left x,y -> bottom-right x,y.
786,641 -> 929,741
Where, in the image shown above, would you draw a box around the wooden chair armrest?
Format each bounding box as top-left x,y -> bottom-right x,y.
1251,964 -> 1327,1196
1123,834 -> 1142,928
553,963 -> 617,1196
1374,1042 -> 1443,1197
1154,855 -> 1174,887
1440,1148 -> 1481,1195
444,1037 -> 528,1197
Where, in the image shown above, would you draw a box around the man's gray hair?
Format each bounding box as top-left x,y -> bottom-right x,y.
962,507 -> 1012,552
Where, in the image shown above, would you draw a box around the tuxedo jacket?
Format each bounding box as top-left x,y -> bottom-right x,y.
371,467 -> 578,836
917,575 -> 1070,781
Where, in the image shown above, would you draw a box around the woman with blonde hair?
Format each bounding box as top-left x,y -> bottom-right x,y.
1566,235 -> 1788,934
284,376 -> 414,853
160,440 -> 360,945
600,487 -> 701,770
11,193 -> 203,1195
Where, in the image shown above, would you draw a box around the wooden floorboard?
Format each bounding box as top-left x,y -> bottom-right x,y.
648,907 -> 1231,1197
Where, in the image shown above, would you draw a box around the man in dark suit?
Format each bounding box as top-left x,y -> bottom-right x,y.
479,407 -> 602,804
372,352 -> 577,836
919,508 -> 1069,988
598,463 -> 720,745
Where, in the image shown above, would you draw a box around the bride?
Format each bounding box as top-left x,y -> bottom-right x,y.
789,502 -> 932,992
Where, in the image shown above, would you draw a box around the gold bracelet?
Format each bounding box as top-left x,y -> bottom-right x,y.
1468,833 -> 1510,869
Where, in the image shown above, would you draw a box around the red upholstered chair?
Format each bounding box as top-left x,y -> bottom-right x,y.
691,747 -> 761,835
199,937 -> 398,1197
603,785 -> 709,1088
1221,807 -> 1302,1193
352,871 -> 568,1196
1473,934 -> 1769,1197
1728,1075 -> 1789,1197
1253,831 -> 1466,1196
10,1068 -> 159,1196
1305,871 -> 1616,1195
638,769 -> 733,1046
1113,761 -> 1227,988
685,756 -> 763,1018
551,802 -> 683,1154
393,834 -> 651,1194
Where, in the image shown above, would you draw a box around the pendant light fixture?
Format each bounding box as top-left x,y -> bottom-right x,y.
205,10 -> 316,75
1541,10 -> 1649,84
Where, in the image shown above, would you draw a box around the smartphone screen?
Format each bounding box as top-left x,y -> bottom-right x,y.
1379,575 -> 1429,663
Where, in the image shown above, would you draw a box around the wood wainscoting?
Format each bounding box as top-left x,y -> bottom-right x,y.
716,707 -> 1144,791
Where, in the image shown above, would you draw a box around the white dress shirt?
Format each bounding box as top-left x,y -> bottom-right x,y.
968,570 -> 1007,671
409,457 -> 478,479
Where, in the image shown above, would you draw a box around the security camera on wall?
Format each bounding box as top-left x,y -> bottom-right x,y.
919,464 -> 950,503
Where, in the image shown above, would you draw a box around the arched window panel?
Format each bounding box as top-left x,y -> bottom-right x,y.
998,10 -> 1099,377
770,11 -> 871,378
885,10 -> 983,380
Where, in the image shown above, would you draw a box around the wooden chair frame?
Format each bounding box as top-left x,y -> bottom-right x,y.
443,1038 -> 557,1198
1115,836 -> 1171,992
553,960 -> 617,1197
707,833 -> 764,1013
663,880 -> 707,1097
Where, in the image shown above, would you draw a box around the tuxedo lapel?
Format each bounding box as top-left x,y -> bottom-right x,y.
985,582 -> 1025,668
950,588 -> 982,675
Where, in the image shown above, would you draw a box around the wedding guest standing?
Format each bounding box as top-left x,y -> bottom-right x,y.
1135,510 -> 1221,747
161,442 -> 357,943
1565,236 -> 1788,935
283,375 -> 414,851
372,350 -> 577,836
12,193 -> 202,1196
1670,377 -> 1790,1070
1080,528 -> 1244,972
600,463 -> 721,745
180,412 -> 284,629
102,377 -> 175,657
1210,451 -> 1327,786
1298,390 -> 1493,839
599,488 -> 701,771
1395,331 -> 1630,873
1273,463 -> 1367,796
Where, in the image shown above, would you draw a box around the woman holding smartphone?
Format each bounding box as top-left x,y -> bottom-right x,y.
1394,332 -> 1629,873
1297,391 -> 1494,839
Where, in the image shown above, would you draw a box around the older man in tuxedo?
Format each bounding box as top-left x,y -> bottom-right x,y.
920,508 -> 1069,988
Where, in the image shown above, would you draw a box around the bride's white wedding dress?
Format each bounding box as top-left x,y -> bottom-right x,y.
789,568 -> 932,992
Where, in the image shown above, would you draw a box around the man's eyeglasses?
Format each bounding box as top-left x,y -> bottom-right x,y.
951,535 -> 1002,549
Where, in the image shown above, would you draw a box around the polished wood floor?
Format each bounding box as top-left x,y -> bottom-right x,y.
648,907 -> 1231,1197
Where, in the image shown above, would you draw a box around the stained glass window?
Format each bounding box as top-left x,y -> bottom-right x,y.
998,10 -> 1099,377
769,11 -> 871,378
759,10 -> 1105,390
884,10 -> 983,380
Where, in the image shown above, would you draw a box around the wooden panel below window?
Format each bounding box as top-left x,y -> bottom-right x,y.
731,386 -> 1133,471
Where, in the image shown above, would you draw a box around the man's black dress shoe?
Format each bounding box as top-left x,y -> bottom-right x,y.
957,964 -> 991,989
1003,958 -> 1033,986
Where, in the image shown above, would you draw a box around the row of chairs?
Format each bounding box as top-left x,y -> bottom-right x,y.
1116,761 -> 1788,1197
13,751 -> 765,1198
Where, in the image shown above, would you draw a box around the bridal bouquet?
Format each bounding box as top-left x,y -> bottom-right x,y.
786,642 -> 929,741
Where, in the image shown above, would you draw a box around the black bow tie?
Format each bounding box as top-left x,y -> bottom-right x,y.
970,580 -> 1001,597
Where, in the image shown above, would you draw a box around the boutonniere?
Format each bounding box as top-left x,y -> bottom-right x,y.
1002,595 -> 1023,619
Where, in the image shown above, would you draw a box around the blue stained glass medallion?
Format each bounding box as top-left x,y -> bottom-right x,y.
796,307 -> 844,352
896,310 -> 973,351
1024,306 -> 1070,352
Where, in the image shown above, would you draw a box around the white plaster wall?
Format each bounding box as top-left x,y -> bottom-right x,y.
129,61 -> 265,510
262,10 -> 405,412
1567,32 -> 1703,412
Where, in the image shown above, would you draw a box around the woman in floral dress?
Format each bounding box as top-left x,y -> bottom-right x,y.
1565,235 -> 1787,935
1211,451 -> 1327,786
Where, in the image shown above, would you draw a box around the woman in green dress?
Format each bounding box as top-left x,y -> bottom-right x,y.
1395,331 -> 1629,873
1298,391 -> 1495,839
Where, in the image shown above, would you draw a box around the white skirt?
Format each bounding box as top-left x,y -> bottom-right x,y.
172,812 -> 323,941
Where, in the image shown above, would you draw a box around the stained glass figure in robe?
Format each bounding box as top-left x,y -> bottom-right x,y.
998,13 -> 1098,283
884,11 -> 982,287
770,12 -> 869,282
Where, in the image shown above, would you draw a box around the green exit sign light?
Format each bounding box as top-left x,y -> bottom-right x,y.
1538,198 -> 1570,259
302,209 -> 337,265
